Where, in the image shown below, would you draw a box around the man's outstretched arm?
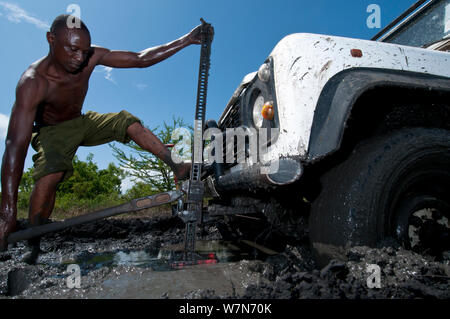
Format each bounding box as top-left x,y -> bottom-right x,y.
0,74 -> 45,250
95,24 -> 209,69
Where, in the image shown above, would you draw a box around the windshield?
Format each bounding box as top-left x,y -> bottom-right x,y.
383,0 -> 450,47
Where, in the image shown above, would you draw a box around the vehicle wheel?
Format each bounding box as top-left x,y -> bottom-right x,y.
309,127 -> 450,267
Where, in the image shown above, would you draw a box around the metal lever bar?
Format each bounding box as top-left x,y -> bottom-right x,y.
8,190 -> 183,244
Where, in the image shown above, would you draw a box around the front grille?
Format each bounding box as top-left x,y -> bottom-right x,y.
219,101 -> 241,130
218,101 -> 244,166
222,133 -> 249,165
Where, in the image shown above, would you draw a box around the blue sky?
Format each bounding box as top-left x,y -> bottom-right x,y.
0,0 -> 417,187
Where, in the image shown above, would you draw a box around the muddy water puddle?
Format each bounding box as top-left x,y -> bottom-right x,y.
56,240 -> 279,298
61,240 -> 278,275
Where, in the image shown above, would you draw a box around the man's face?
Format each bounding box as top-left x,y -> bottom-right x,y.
48,28 -> 91,73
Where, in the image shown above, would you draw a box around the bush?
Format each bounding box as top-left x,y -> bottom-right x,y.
121,182 -> 157,202
18,154 -> 125,216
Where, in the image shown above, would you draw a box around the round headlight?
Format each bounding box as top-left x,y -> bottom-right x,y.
252,94 -> 265,128
258,63 -> 271,82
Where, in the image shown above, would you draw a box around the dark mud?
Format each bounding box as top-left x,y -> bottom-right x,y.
0,216 -> 449,299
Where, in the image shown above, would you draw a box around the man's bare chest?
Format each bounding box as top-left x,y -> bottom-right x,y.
37,71 -> 92,124
44,73 -> 90,108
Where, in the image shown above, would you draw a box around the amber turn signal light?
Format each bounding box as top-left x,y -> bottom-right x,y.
261,102 -> 274,121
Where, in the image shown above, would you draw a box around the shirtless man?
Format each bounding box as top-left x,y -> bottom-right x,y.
0,14 -> 212,263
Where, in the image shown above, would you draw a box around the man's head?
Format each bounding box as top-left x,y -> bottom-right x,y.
47,14 -> 92,73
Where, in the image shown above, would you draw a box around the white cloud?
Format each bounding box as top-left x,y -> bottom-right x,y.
0,2 -> 50,30
134,83 -> 148,90
0,113 -> 10,139
101,66 -> 117,84
94,66 -> 117,84
121,176 -> 134,193
120,167 -> 142,193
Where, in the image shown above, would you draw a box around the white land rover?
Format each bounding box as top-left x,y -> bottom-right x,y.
203,0 -> 450,266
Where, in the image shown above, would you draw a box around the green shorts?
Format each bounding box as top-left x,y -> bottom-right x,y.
31,110 -> 141,182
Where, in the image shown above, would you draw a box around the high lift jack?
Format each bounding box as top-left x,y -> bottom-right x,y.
7,19 -> 215,267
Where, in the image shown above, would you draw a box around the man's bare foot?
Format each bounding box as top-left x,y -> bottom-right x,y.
21,246 -> 41,265
174,162 -> 192,181
21,238 -> 41,265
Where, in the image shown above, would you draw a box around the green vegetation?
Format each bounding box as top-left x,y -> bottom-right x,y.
111,116 -> 192,193
15,118 -> 191,220
17,154 -> 126,219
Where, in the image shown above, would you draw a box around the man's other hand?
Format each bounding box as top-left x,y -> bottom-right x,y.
187,22 -> 214,45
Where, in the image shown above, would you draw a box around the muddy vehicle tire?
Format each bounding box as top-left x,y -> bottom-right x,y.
309,127 -> 450,267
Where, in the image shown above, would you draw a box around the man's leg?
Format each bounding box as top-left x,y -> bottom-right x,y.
22,172 -> 64,264
126,122 -> 191,180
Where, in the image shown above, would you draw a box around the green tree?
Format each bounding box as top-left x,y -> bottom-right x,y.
122,182 -> 155,201
17,154 -> 125,212
18,169 -> 34,210
57,153 -> 124,200
111,117 -> 192,195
